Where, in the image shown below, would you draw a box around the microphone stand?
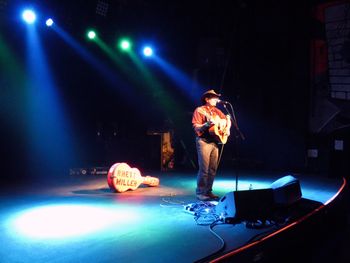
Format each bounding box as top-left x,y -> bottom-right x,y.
222,102 -> 245,191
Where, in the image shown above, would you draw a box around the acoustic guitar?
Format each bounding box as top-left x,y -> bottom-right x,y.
208,118 -> 229,144
107,162 -> 160,193
198,109 -> 231,144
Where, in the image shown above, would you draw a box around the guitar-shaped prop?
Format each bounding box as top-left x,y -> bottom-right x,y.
107,162 -> 160,193
198,109 -> 231,144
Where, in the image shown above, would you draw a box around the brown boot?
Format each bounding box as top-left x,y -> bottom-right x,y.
207,192 -> 219,199
196,194 -> 211,201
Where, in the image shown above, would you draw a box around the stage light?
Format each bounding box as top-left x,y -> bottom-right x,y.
119,38 -> 132,51
142,46 -> 153,57
22,9 -> 36,24
46,18 -> 53,27
96,0 -> 109,17
87,30 -> 96,40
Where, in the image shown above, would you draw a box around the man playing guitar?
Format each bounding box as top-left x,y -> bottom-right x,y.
192,90 -> 231,201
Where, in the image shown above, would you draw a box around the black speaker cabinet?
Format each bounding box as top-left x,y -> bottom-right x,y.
215,188 -> 275,222
270,175 -> 302,206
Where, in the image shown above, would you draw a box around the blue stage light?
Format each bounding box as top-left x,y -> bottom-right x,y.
143,46 -> 153,57
22,9 -> 36,24
46,18 -> 54,27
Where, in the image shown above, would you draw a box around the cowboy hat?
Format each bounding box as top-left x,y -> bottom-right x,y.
201,89 -> 221,104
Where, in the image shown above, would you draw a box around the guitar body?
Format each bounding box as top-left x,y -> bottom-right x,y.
208,115 -> 229,144
197,108 -> 231,144
209,124 -> 228,144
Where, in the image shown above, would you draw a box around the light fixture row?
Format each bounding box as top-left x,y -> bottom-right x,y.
22,9 -> 54,26
87,30 -> 155,57
22,8 -> 155,57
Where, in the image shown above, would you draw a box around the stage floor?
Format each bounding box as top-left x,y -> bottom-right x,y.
0,169 -> 346,263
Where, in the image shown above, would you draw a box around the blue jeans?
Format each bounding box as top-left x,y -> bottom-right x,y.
195,137 -> 219,195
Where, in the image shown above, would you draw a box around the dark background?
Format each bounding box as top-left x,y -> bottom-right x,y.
1,0 -> 349,184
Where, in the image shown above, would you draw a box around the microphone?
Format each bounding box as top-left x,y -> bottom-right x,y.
217,100 -> 230,104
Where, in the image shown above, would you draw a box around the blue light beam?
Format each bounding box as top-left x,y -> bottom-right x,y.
153,56 -> 204,104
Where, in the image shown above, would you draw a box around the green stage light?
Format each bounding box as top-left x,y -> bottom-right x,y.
87,30 -> 96,40
118,38 -> 132,51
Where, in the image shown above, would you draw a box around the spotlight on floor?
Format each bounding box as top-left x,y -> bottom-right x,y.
22,9 -> 36,24
142,46 -> 153,57
45,18 -> 54,27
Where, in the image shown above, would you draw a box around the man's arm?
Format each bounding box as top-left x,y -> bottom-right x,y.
192,108 -> 211,136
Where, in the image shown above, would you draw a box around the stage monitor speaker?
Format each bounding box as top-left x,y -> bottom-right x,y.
215,188 -> 275,222
270,175 -> 302,206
